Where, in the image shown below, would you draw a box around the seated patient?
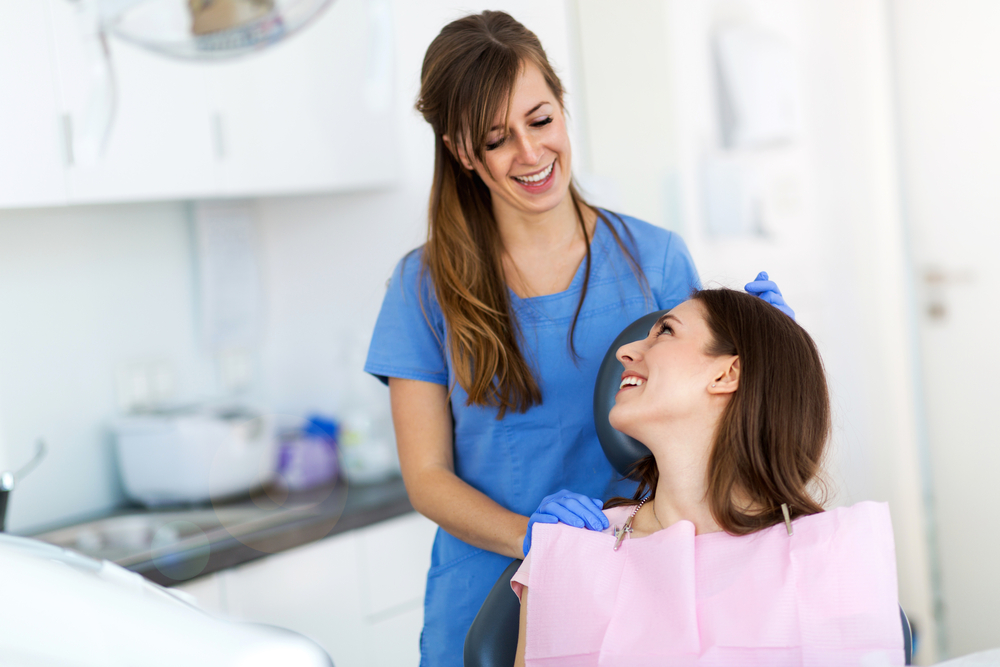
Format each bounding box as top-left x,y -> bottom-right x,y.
512,288 -> 904,666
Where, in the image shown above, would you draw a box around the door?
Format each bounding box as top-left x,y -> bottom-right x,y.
892,0 -> 1000,655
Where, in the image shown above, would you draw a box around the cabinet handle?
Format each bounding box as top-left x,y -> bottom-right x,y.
923,266 -> 976,322
62,114 -> 75,167
922,267 -> 976,287
212,112 -> 226,160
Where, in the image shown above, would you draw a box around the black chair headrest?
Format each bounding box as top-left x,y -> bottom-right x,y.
592,310 -> 668,477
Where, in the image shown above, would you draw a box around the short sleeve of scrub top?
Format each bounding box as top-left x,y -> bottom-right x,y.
364,212 -> 700,667
365,250 -> 448,387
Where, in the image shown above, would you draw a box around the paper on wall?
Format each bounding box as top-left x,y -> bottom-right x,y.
192,201 -> 262,351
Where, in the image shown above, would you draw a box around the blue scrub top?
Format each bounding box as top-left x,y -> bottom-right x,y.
365,212 -> 699,666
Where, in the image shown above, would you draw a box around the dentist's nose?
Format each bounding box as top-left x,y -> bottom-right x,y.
515,132 -> 542,165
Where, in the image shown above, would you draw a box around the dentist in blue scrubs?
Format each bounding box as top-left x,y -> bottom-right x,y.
365,11 -> 793,666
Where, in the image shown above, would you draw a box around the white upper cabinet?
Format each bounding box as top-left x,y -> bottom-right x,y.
0,0 -> 395,208
208,0 -> 397,196
0,2 -> 68,208
46,0 -> 219,203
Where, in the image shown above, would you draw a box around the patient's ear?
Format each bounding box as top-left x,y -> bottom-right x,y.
709,356 -> 740,395
442,134 -> 474,171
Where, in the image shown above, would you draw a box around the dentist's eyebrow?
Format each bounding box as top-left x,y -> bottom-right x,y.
524,102 -> 547,116
489,102 -> 549,131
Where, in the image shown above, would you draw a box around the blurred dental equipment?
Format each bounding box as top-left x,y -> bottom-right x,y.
103,0 -> 335,59
0,532 -> 331,666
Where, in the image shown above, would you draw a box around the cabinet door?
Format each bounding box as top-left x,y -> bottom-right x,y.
208,0 -> 397,197
366,604 -> 423,666
222,531 -> 369,667
47,0 -> 218,203
356,513 -> 435,666
0,1 -> 68,208
356,512 -> 436,618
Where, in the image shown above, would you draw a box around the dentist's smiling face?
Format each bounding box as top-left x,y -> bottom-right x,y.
454,60 -> 572,218
610,300 -> 736,441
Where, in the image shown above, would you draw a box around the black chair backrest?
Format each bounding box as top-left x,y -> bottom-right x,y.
901,606 -> 913,664
592,310 -> 665,476
463,558 -> 522,667
464,309 -> 916,666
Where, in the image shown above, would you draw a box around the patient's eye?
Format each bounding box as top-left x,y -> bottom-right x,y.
656,321 -> 673,336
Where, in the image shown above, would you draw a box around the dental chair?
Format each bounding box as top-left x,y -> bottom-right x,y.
463,311 -> 914,667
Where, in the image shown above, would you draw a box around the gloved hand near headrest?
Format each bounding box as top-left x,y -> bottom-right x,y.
745,271 -> 795,320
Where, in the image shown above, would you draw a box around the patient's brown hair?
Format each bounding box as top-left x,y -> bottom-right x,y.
606,288 -> 829,535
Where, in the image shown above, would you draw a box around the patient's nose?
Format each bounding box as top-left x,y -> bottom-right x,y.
616,340 -> 642,364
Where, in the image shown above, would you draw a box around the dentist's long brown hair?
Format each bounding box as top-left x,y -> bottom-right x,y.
415,11 -> 646,418
607,289 -> 829,534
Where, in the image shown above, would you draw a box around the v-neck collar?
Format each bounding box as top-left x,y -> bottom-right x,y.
507,216 -> 605,305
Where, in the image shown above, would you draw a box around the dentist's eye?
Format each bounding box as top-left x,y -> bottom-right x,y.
485,136 -> 507,151
531,117 -> 553,128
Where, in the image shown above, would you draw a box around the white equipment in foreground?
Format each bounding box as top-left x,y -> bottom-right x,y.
0,533 -> 331,667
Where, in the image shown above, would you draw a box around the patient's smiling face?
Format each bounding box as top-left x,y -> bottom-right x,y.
609,300 -> 738,442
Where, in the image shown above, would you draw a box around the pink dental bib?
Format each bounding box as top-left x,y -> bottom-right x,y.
511,501 -> 903,666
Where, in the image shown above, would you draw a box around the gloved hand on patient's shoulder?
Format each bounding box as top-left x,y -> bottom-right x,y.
523,489 -> 609,557
745,271 -> 795,320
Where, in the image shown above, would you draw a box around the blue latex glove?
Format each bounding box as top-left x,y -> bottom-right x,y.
523,489 -> 609,557
745,271 -> 795,320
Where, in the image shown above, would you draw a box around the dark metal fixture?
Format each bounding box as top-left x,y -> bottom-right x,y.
0,441 -> 47,532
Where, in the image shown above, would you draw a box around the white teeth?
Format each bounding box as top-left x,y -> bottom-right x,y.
514,162 -> 554,184
619,376 -> 644,389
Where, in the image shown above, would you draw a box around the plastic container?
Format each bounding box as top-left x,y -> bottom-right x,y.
113,406 -> 276,507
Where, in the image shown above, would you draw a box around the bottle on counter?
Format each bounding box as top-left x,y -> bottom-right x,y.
275,414 -> 341,491
337,372 -> 400,485
335,330 -> 401,485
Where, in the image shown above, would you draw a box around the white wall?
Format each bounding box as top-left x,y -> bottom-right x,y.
0,202 -> 220,532
572,0 -> 676,227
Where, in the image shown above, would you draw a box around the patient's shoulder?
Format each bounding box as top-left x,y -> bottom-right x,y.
600,505 -> 636,535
